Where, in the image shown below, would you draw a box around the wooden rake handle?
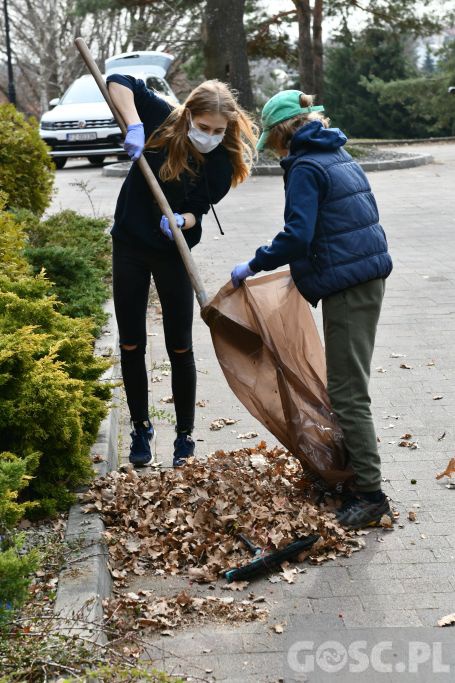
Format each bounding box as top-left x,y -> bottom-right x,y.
74,37 -> 208,308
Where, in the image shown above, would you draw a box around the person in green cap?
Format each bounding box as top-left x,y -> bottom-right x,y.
230,90 -> 393,530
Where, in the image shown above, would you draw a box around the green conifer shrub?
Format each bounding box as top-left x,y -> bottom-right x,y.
0,452 -> 39,531
0,105 -> 54,216
0,452 -> 40,620
0,193 -> 29,281
0,535 -> 40,620
0,203 -> 111,516
17,209 -> 111,333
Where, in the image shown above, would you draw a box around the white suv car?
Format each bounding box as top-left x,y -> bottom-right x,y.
40,51 -> 177,169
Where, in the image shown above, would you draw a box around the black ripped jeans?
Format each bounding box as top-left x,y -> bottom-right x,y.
112,238 -> 196,433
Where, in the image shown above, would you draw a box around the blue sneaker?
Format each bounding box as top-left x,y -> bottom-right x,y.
173,433 -> 195,468
129,420 -> 155,467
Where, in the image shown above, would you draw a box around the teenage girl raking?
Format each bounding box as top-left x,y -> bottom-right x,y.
108,74 -> 257,468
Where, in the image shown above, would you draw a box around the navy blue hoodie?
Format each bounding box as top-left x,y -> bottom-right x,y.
249,120 -> 392,305
250,121 -> 347,272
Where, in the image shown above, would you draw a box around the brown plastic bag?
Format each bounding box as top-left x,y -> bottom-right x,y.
202,271 -> 353,487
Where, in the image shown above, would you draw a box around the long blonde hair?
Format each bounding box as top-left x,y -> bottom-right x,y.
145,80 -> 258,187
266,93 -> 330,155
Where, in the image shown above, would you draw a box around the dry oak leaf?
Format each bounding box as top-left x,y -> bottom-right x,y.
273,623 -> 286,634
379,514 -> 393,529
436,457 -> 455,480
160,395 -> 174,404
188,566 -> 217,583
437,613 -> 455,627
210,418 -> 238,431
280,565 -> 298,584
408,510 -> 417,522
237,432 -> 259,439
400,363 -> 413,369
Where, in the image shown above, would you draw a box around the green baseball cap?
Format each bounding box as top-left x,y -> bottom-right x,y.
256,90 -> 325,151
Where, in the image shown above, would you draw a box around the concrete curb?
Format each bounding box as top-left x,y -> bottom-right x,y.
349,135 -> 455,146
359,153 -> 434,172
251,153 -> 433,175
103,162 -> 131,178
53,299 -> 119,644
103,153 -> 434,180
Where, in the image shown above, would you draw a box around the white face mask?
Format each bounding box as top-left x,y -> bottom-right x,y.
187,114 -> 225,154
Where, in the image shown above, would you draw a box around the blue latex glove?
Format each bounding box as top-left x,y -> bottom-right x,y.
160,212 -> 185,241
124,122 -> 145,161
231,261 -> 255,288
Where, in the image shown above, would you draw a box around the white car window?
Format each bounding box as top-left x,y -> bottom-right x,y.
61,78 -> 105,105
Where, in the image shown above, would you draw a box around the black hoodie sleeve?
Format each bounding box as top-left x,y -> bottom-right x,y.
106,74 -> 173,138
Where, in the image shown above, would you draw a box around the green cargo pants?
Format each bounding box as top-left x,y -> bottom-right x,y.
322,278 -> 385,492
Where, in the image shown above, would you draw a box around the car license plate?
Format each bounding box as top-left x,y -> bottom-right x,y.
66,132 -> 97,141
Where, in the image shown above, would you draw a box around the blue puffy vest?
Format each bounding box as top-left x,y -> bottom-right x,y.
288,146 -> 393,306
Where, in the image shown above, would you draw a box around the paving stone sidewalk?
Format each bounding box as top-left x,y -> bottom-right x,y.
52,145 -> 455,681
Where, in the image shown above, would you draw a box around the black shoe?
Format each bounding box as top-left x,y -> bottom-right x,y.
173,433 -> 195,468
335,493 -> 394,529
129,420 -> 155,467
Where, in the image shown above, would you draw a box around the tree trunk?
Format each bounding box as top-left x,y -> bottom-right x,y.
293,0 -> 314,94
312,0 -> 323,101
202,0 -> 254,110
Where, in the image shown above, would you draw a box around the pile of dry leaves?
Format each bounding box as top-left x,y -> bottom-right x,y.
84,443 -> 364,584
104,589 -> 268,636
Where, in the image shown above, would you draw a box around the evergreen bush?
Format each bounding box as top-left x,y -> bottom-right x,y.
0,534 -> 40,621
0,193 -> 29,281
325,29 -> 455,140
18,209 -> 111,333
0,204 -> 111,516
0,452 -> 39,532
364,74 -> 455,138
0,113 -> 112,616
0,275 -> 110,515
0,452 -> 40,621
0,104 -> 54,216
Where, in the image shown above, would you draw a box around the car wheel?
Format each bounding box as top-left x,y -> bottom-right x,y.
54,157 -> 67,170
88,155 -> 106,166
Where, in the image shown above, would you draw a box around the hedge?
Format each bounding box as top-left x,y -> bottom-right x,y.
0,453 -> 40,622
0,201 -> 111,619
0,112 -> 111,618
0,197 -> 111,515
0,104 -> 54,216
18,209 -> 111,334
